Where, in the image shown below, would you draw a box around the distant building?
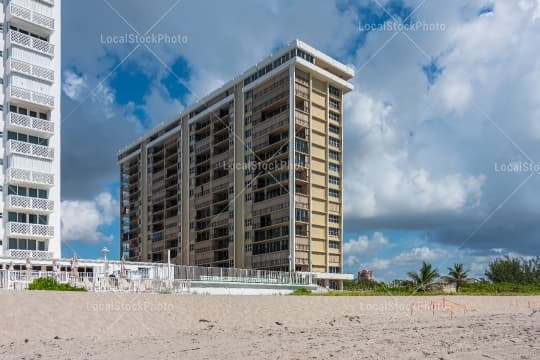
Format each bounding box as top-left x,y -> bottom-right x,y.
358,269 -> 374,281
117,40 -> 355,290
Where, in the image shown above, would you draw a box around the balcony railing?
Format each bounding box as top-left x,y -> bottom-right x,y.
7,140 -> 54,160
7,195 -> 54,213
8,30 -> 55,56
8,84 -> 55,109
8,2 -> 55,32
6,249 -> 53,259
7,111 -> 54,137
7,222 -> 54,239
6,168 -> 54,187
8,58 -> 54,83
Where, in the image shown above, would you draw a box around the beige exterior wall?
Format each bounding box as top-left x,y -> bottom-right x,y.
118,41 -> 353,283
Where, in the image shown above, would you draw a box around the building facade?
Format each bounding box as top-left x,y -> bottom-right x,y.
0,0 -> 61,259
118,40 -> 353,287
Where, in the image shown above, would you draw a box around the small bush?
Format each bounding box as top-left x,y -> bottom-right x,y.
291,288 -> 312,295
28,277 -> 86,292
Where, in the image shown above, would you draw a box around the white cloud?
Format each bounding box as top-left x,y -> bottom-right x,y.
63,70 -> 87,100
394,246 -> 448,265
61,192 -> 118,244
344,232 -> 390,267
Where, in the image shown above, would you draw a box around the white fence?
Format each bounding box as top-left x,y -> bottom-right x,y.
0,264 -> 312,293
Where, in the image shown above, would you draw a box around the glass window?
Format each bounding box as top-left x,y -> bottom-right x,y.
39,215 -> 48,225
329,176 -> 340,185
8,212 -> 17,222
18,108 -> 28,115
39,112 -> 48,120
38,241 -> 45,251
17,187 -> 27,196
27,239 -> 36,250
29,136 -> 39,144
29,188 -> 38,198
9,238 -> 17,249
8,185 -> 17,195
7,132 -> 17,141
39,189 -> 47,199
18,239 -> 27,250
18,133 -> 28,142
29,215 -> 37,224
29,110 -> 37,118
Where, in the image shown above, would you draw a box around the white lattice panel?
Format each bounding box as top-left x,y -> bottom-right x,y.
8,58 -> 54,83
7,168 -> 54,187
9,85 -> 55,108
8,195 -> 54,212
9,112 -> 55,135
9,30 -> 54,56
7,249 -> 53,259
7,222 -> 54,238
8,140 -> 54,160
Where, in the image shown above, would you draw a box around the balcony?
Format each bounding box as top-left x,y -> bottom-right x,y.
6,249 -> 53,259
6,111 -> 54,137
6,195 -> 54,214
7,222 -> 54,239
8,84 -> 55,109
7,58 -> 54,83
7,30 -> 55,57
7,1 -> 55,34
7,140 -> 54,161
6,168 -> 54,187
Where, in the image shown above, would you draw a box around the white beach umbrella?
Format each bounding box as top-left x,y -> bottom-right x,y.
120,256 -> 127,279
70,254 -> 79,279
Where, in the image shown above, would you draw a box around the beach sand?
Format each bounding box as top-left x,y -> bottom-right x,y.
0,292 -> 538,359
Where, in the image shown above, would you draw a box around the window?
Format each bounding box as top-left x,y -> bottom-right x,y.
329,176 -> 340,185
329,150 -> 340,161
329,85 -> 341,97
295,209 -> 308,222
329,137 -> 341,148
329,240 -> 340,249
329,111 -> 340,122
329,266 -> 341,274
329,227 -> 340,237
329,215 -> 340,223
7,131 -> 49,146
329,124 -> 340,134
329,98 -> 340,110
8,238 -> 46,251
329,163 -> 340,172
329,189 -> 340,198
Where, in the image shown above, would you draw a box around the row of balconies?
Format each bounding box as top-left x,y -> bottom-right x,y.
3,0 -> 58,251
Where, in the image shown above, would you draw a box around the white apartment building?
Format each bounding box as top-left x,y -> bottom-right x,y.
0,0 -> 61,259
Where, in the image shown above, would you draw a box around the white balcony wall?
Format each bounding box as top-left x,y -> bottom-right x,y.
10,47 -> 52,69
10,74 -> 51,95
13,0 -> 53,17
9,154 -> 53,173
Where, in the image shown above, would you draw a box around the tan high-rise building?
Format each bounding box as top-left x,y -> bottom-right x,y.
118,40 -> 354,289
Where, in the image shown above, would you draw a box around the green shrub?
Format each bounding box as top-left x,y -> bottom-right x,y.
28,277 -> 86,292
290,288 -> 312,295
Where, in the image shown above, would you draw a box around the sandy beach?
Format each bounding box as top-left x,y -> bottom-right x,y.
0,293 -> 538,359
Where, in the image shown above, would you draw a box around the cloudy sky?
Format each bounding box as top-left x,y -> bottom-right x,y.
60,0 -> 540,281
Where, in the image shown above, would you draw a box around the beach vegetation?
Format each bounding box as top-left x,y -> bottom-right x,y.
27,277 -> 86,291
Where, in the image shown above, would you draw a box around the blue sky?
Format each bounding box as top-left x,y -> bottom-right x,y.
60,0 -> 540,281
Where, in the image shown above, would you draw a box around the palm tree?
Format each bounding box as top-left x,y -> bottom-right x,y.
444,263 -> 469,292
407,261 -> 440,291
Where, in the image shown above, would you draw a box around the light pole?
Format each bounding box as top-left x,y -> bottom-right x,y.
101,246 -> 109,261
